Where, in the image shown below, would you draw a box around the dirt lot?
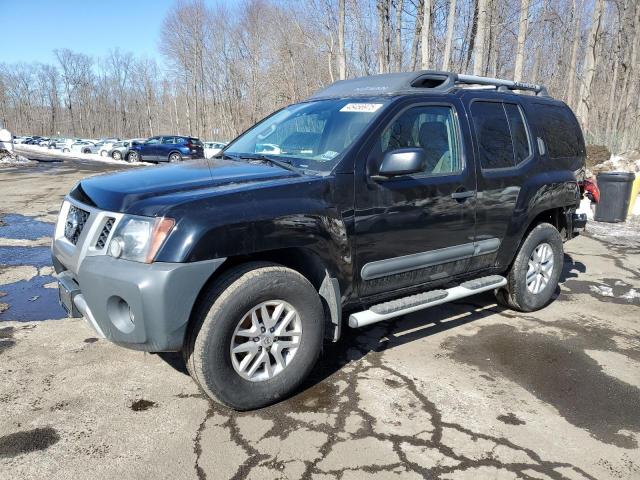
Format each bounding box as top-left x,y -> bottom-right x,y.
1,157 -> 639,480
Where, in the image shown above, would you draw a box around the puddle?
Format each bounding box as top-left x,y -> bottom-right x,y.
497,413 -> 526,426
0,326 -> 16,353
0,275 -> 65,322
0,246 -> 52,268
130,399 -> 157,411
0,427 -> 60,457
445,324 -> 640,449
0,214 -> 53,240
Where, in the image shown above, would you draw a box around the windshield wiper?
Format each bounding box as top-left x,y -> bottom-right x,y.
226,153 -> 301,174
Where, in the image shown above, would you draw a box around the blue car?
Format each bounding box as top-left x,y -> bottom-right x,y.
126,135 -> 204,163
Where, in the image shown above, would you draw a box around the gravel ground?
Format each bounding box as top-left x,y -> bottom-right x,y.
1,157 -> 639,480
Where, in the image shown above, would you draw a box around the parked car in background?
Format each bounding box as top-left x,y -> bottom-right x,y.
65,140 -> 96,154
13,136 -> 30,144
255,143 -> 282,155
97,141 -> 117,157
50,138 -> 74,149
109,139 -> 145,161
38,138 -> 51,146
24,136 -> 44,145
204,141 -> 227,159
126,135 -> 204,162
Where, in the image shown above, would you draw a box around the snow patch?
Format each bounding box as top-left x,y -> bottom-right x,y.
14,144 -> 147,166
0,150 -> 29,165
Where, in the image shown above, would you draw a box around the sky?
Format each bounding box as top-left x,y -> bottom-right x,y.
0,0 -> 181,64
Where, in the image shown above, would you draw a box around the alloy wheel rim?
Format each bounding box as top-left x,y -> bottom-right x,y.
526,242 -> 554,294
230,300 -> 302,382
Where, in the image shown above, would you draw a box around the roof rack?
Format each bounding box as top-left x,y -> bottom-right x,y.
308,70 -> 549,100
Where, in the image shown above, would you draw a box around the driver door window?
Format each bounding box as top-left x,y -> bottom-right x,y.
380,105 -> 461,175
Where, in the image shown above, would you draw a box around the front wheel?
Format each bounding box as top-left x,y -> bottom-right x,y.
100,150 -> 107,157
183,263 -> 324,410
496,222 -> 563,312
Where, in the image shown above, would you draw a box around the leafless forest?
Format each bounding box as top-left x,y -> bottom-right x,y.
0,0 -> 638,153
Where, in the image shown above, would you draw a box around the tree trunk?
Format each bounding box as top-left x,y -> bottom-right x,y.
421,0 -> 432,69
473,0 -> 488,75
566,0 -> 584,110
514,0 -> 530,80
576,0 -> 605,135
410,0 -> 424,70
338,0 -> 347,80
395,0 -> 404,71
442,0 -> 457,71
465,0 -> 479,72
377,1 -> 388,73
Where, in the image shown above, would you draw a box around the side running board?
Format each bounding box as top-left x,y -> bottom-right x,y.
348,275 -> 507,328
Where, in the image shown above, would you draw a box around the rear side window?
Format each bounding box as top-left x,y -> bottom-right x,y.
162,136 -> 176,144
470,101 -> 514,169
536,104 -> 584,158
504,103 -> 531,164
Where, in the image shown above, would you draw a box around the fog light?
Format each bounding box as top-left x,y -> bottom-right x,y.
107,296 -> 135,334
108,237 -> 124,258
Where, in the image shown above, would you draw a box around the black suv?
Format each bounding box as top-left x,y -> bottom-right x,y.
53,71 -> 587,410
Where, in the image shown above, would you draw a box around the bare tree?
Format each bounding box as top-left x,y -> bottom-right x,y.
513,0 -> 530,80
577,0 -> 606,135
442,0 -> 457,71
421,0 -> 432,69
338,0 -> 347,79
473,0 -> 488,75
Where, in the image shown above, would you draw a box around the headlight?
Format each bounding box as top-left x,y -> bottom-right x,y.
108,215 -> 175,263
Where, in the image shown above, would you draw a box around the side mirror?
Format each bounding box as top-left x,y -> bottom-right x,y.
373,148 -> 426,180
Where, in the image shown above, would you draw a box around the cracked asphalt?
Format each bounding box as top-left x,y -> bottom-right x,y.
1,158 -> 639,479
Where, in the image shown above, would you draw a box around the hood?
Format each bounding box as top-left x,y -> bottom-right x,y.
73,158 -> 299,214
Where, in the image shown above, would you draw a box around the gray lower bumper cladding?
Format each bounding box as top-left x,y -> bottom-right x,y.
57,255 -> 226,351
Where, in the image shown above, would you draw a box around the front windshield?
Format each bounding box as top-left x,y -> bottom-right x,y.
225,98 -> 389,173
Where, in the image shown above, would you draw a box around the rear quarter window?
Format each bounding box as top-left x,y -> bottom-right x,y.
535,104 -> 584,158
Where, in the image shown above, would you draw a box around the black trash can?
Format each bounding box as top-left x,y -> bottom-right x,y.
594,171 -> 636,223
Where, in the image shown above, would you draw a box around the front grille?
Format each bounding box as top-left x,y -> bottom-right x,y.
64,205 -> 90,245
95,217 -> 115,249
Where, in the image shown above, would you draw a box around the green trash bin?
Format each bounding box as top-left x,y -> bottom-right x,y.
594,172 -> 636,223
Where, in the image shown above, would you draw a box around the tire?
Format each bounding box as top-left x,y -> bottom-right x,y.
496,222 -> 563,312
112,151 -> 122,160
100,150 -> 107,157
126,151 -> 139,163
183,262 -> 324,410
169,152 -> 182,163
63,148 -> 70,153
82,148 -> 91,154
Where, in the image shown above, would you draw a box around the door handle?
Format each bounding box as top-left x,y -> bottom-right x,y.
451,189 -> 475,200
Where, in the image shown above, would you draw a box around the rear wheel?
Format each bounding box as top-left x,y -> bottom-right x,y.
126,151 -> 139,163
112,151 -> 122,160
496,222 -> 563,312
100,150 -> 107,157
169,152 -> 182,163
183,262 -> 324,410
82,148 -> 91,154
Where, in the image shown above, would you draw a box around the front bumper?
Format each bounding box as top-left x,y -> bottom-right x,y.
52,199 -> 225,351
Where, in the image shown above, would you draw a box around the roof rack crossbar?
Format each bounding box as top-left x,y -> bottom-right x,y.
455,74 -> 549,96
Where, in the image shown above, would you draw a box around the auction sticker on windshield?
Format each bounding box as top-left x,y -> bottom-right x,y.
340,103 -> 383,113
